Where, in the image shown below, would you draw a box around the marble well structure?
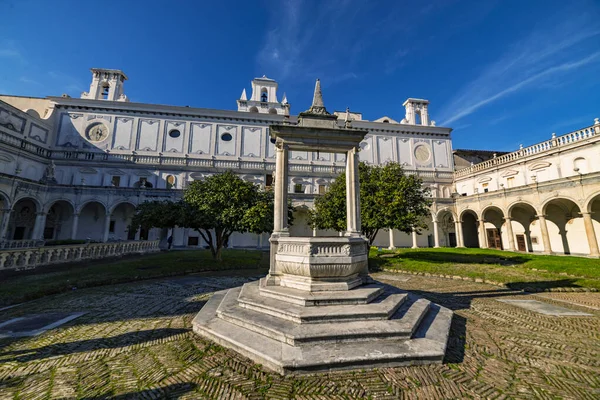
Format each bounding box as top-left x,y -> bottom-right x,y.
192,80 -> 453,375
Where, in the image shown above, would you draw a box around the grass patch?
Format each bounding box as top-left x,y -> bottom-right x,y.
0,250 -> 268,307
370,247 -> 600,290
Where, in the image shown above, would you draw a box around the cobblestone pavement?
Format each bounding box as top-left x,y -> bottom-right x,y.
0,272 -> 599,400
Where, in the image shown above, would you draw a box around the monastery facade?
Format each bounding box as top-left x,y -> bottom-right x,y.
0,68 -> 598,256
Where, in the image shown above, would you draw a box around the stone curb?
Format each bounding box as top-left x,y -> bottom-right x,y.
379,268 -> 598,293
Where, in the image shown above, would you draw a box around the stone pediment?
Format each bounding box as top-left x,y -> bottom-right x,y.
134,170 -> 152,177
0,153 -> 15,163
529,161 -> 551,171
477,176 -> 492,183
79,167 -> 97,174
501,169 -> 519,178
107,169 -> 126,175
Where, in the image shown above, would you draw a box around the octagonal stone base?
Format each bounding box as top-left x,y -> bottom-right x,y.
269,236 -> 369,292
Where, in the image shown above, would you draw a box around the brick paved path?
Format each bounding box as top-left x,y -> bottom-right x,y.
0,272 -> 598,399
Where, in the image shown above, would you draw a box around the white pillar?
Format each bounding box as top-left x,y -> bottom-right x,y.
33,212 -> 47,240
103,214 -> 112,242
388,229 -> 396,250
537,215 -> 552,254
478,219 -> 487,248
433,220 -> 440,248
345,147 -> 361,235
455,220 -> 463,247
581,212 -> 599,257
71,213 -> 80,240
0,209 -> 12,240
411,228 -> 418,248
504,217 -> 516,251
273,144 -> 289,234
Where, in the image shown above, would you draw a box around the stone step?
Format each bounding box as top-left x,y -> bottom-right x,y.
192,287 -> 452,375
258,278 -> 384,306
218,289 -> 431,346
238,281 -> 406,324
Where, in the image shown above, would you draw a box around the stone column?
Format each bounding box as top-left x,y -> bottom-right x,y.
33,212 -> 47,240
0,209 -> 12,240
273,144 -> 289,234
103,214 -> 112,242
454,220 -> 463,247
537,215 -> 552,254
478,219 -> 487,248
411,228 -> 418,248
581,212 -> 600,257
433,220 -> 440,248
345,147 -> 361,235
388,229 -> 396,250
71,213 -> 80,240
504,217 -> 516,251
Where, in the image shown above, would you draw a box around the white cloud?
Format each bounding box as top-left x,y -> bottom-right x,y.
439,12 -> 600,126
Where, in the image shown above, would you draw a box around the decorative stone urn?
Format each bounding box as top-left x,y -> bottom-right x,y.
192,80 -> 452,375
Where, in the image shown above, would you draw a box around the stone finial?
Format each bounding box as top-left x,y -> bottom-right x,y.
595,118 -> 599,125
282,92 -> 288,105
306,79 -> 330,115
240,88 -> 247,101
552,132 -> 556,139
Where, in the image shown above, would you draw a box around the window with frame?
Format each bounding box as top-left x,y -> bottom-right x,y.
482,183 -> 489,193
111,176 -> 121,187
109,220 -> 116,233
506,177 -> 514,188
318,184 -> 326,195
265,174 -> 273,188
294,184 -> 304,194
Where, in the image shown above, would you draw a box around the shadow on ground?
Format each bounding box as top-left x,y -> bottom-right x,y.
81,382 -> 198,399
371,251 -> 529,268
0,328 -> 189,363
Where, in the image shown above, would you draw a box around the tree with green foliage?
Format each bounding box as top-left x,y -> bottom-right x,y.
130,171 -> 293,261
310,162 -> 431,244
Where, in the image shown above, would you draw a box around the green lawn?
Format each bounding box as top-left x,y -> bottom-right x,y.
370,247 -> 600,291
3,247 -> 599,307
0,250 -> 269,307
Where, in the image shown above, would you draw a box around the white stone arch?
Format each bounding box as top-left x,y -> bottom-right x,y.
76,199 -> 108,215
43,198 -> 76,214
458,208 -> 480,222
540,195 -> 583,216
507,199 -> 540,216
435,207 -> 457,223
12,196 -> 42,212
541,197 -> 586,255
481,204 -> 507,218
0,189 -> 12,209
8,196 -> 42,240
109,200 -> 137,215
583,191 -> 600,213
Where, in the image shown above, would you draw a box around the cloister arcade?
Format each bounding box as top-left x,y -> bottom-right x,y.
0,196 -> 140,243
454,193 -> 600,257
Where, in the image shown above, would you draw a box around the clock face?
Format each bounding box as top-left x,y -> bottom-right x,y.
86,123 -> 108,142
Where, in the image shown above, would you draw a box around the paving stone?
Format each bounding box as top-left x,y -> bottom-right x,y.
0,274 -> 598,399
497,299 -> 593,316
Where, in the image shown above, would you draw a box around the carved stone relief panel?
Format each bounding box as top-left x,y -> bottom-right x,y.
189,123 -> 212,155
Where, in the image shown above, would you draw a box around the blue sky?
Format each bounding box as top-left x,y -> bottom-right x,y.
1,0 -> 599,152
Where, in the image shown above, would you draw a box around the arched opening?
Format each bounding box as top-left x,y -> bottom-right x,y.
8,198 -> 39,240
383,119 -> 389,123
166,175 -> 176,189
437,210 -> 457,247
415,111 -> 422,125
268,108 -> 277,115
134,177 -> 153,188
77,201 -> 107,242
110,203 -> 137,241
482,206 -> 505,249
249,106 -> 259,113
543,198 -> 586,255
508,203 -> 539,252
460,210 -> 479,248
260,88 -> 268,103
44,200 -> 75,240
101,83 -> 110,100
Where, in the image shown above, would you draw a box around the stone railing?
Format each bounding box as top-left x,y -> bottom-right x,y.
455,122 -> 600,178
0,239 -> 45,249
0,240 -> 160,272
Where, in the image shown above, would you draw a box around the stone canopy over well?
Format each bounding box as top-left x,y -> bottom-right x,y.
192,80 -> 453,375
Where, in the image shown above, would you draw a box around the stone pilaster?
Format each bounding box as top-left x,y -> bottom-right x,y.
0,209 -> 12,240
103,214 -> 112,242
537,215 -> 552,254
33,212 -> 47,240
71,213 -> 80,240
478,219 -> 487,248
504,217 -> 516,251
581,212 -> 599,257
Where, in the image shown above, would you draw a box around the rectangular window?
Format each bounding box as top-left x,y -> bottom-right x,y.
111,176 -> 121,187
318,184 -> 326,195
482,183 -> 489,193
188,236 -> 199,246
265,174 -> 273,188
506,177 -> 514,188
109,221 -> 116,233
294,184 -> 304,194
